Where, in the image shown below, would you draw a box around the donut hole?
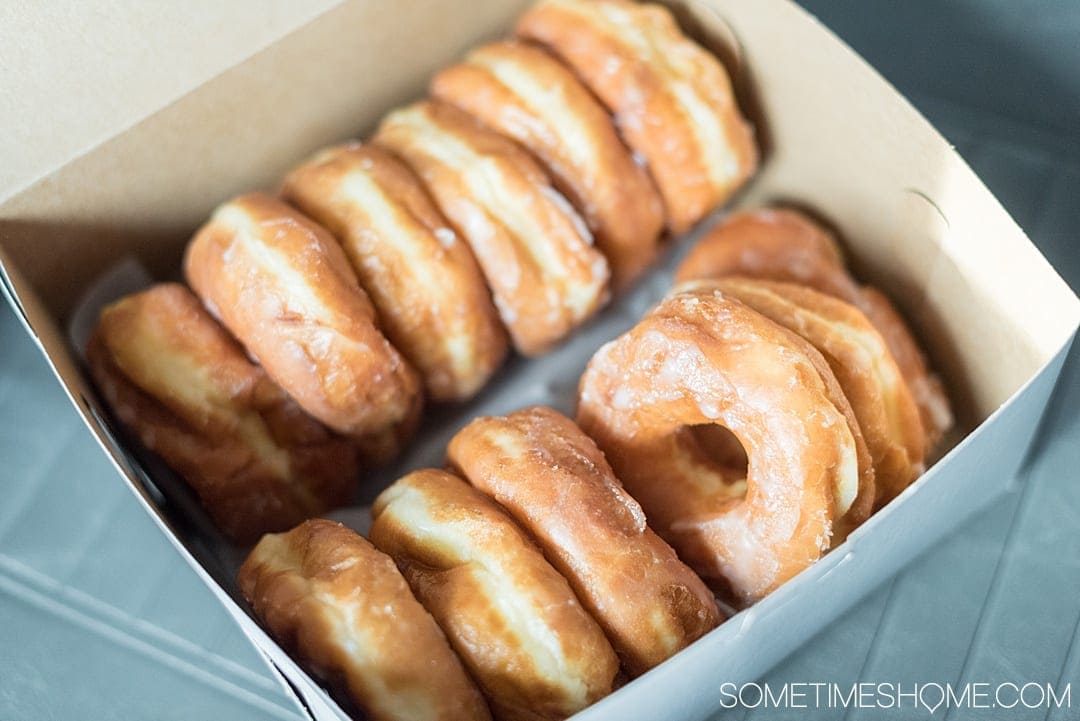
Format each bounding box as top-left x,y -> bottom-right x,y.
688,423 -> 747,470
683,423 -> 748,500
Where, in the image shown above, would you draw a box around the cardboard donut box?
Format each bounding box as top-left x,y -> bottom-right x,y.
2,1 -> 1078,719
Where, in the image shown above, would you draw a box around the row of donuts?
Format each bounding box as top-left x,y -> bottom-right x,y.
575,207 -> 953,603
86,0 -> 757,542
236,209 -> 955,720
240,407 -> 721,721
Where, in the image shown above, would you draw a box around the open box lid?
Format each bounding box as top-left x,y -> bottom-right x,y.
1,1 -> 1079,719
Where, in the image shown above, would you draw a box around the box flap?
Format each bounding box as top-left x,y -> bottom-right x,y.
0,0 -> 344,202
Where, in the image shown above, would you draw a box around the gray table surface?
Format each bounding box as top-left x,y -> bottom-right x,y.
2,2 -> 1078,719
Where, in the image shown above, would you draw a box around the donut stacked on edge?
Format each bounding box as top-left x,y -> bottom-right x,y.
84,2 -> 956,717
86,283 -> 361,544
577,208 -> 952,604
240,407 -> 721,721
674,209 -> 953,453
86,0 -> 757,544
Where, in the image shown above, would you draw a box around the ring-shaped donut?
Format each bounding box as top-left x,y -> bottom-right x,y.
577,285 -> 863,602
87,284 -> 359,542
517,0 -> 758,233
675,208 -> 857,298
447,405 -> 720,675
675,207 -> 952,450
374,101 -> 610,356
709,277 -> 925,509
858,287 -> 953,451
239,519 -> 492,721
282,143 -> 508,402
370,468 -> 619,721
184,193 -> 422,464
432,40 -> 664,288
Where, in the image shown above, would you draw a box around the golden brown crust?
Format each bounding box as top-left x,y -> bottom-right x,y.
857,287 -> 953,452
674,207 -> 952,455
577,286 -> 861,603
517,0 -> 757,233
674,209 -> 857,298
281,143 -> 508,402
447,406 -> 720,676
711,278 -> 925,513
677,278 -> 876,540
370,469 -> 619,721
373,101 -> 610,356
238,519 -> 491,721
86,284 -> 358,543
432,40 -> 664,288
183,192 -> 422,464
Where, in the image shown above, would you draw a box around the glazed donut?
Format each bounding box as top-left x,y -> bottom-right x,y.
431,40 -> 664,288
370,468 -> 618,721
374,101 -> 610,356
184,192 -> 422,464
858,287 -> 953,451
86,284 -> 358,543
675,280 -> 875,537
447,406 -> 721,676
281,143 -> 508,402
577,285 -> 863,603
674,208 -> 953,450
706,277 -> 925,509
238,519 -> 492,721
674,209 -> 857,299
517,0 -> 758,233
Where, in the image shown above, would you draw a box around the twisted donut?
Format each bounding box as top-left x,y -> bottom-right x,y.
374,101 -> 610,356
517,0 -> 758,233
184,193 -> 422,465
239,519 -> 492,721
577,285 -> 863,602
281,143 -> 508,402
431,40 -> 664,288
87,284 -> 358,542
706,277 -> 924,509
371,468 -> 618,721
675,208 -> 952,451
447,406 -> 721,676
